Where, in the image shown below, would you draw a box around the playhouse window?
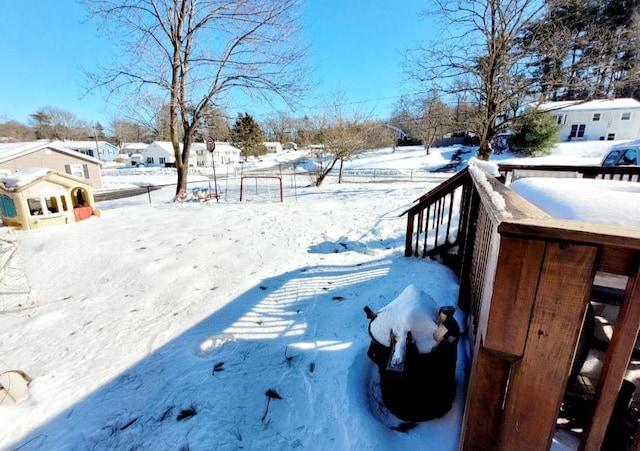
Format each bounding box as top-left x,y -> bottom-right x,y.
27,198 -> 44,216
45,195 -> 66,214
622,112 -> 631,120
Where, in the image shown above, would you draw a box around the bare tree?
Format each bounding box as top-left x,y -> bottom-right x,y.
416,92 -> 452,154
314,115 -> 368,186
84,0 -> 307,193
29,106 -> 88,140
110,118 -> 152,145
0,119 -> 35,142
405,0 -> 546,159
309,89 -> 372,186
262,114 -> 297,143
364,121 -> 397,151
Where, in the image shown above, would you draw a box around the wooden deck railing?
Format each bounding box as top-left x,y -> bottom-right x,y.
403,168 -> 472,262
462,168 -> 640,450
404,163 -> 640,450
498,163 -> 640,184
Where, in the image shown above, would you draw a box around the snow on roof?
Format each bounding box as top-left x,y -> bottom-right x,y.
538,98 -> 640,112
148,141 -> 180,152
213,142 -> 241,152
0,141 -> 101,164
0,167 -> 52,191
121,142 -> 148,151
56,140 -> 115,150
510,177 -> 640,228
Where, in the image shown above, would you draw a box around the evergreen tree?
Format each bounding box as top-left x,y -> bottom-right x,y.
525,0 -> 640,101
230,113 -> 267,159
509,111 -> 561,156
94,122 -> 106,140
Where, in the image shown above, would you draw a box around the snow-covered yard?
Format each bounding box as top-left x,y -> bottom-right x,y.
0,141 -> 630,450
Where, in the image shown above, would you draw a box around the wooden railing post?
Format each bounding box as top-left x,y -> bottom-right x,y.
581,265 -> 640,450
460,338 -> 510,451
497,242 -> 597,449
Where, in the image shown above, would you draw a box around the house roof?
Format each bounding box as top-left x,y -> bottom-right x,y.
145,141 -> 182,153
212,142 -> 241,153
539,98 -> 640,112
121,142 -> 148,151
57,140 -> 117,150
0,141 -> 102,165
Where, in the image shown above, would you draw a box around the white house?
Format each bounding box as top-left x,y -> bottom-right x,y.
194,142 -> 241,167
264,142 -> 283,153
143,141 -> 197,167
540,98 -> 640,142
121,142 -> 148,156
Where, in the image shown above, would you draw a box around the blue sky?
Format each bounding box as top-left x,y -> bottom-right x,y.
0,0 -> 429,129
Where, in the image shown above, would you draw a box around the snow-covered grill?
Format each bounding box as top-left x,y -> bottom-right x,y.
365,284 -> 459,422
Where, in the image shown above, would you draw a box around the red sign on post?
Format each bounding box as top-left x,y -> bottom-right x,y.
206,136 -> 216,152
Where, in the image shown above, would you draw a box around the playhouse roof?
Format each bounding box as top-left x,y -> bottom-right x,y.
0,167 -> 91,193
0,167 -> 52,191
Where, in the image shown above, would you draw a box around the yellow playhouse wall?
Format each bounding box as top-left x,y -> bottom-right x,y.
0,175 -> 96,230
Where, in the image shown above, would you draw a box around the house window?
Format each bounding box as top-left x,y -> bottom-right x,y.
159,157 -> 166,165
592,113 -> 601,121
65,164 -> 89,179
146,157 -> 154,164
556,115 -> 565,125
622,112 -> 631,120
0,195 -> 16,218
569,124 -> 586,138
607,133 -> 616,140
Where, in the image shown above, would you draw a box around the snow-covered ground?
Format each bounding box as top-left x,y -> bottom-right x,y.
0,140 -> 630,450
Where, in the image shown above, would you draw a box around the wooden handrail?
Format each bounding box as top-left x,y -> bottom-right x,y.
498,163 -> 640,183
403,168 -> 471,260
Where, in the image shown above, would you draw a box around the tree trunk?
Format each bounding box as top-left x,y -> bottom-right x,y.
315,158 -> 339,187
338,158 -> 344,184
176,165 -> 188,194
478,139 -> 493,160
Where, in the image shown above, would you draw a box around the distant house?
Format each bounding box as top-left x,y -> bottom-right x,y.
143,141 -> 196,167
540,98 -> 640,142
0,141 -> 103,189
194,142 -> 241,167
57,140 -> 121,163
0,167 -> 99,231
264,142 -> 283,154
121,142 -> 148,157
